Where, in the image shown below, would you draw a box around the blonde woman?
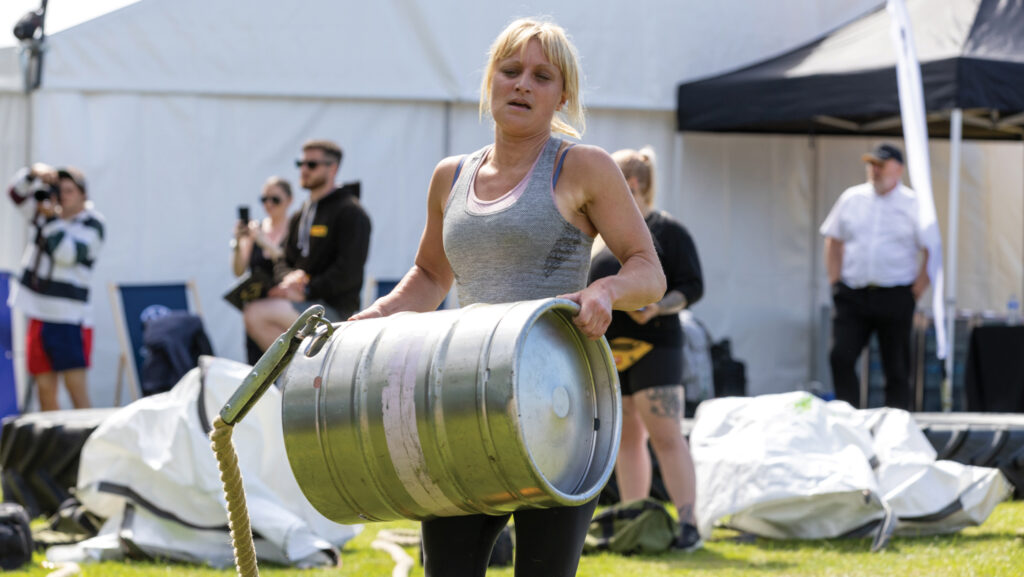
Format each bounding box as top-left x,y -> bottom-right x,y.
351,18 -> 665,577
590,146 -> 705,551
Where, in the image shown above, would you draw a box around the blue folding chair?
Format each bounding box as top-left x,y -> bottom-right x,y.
0,271 -> 19,420
109,281 -> 202,405
375,279 -> 400,299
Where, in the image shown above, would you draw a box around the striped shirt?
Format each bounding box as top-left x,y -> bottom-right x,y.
7,168 -> 105,325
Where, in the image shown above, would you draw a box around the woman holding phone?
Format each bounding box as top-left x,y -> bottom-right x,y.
231,176 -> 293,362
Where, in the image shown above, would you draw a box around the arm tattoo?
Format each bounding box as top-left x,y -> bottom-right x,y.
655,290 -> 687,315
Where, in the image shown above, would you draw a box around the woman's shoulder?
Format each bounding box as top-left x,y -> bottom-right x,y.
431,154 -> 466,189
644,210 -> 686,242
558,141 -> 610,162
650,209 -> 680,226
427,153 -> 477,209
557,143 -> 620,183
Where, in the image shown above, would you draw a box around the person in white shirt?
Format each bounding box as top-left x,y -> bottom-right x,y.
7,163 -> 105,411
819,144 -> 929,409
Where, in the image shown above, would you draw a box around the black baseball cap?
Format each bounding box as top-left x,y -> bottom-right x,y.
57,167 -> 87,194
861,144 -> 903,165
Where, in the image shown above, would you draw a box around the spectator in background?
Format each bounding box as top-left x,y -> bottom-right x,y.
589,146 -> 705,551
820,143 -> 929,410
244,140 -> 371,349
7,163 -> 105,411
232,176 -> 293,278
231,176 -> 293,363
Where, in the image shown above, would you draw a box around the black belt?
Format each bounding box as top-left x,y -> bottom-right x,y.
857,283 -> 911,291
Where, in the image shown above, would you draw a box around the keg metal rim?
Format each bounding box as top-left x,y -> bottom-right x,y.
508,298 -> 622,506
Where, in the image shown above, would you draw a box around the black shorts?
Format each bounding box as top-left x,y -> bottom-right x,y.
618,344 -> 683,396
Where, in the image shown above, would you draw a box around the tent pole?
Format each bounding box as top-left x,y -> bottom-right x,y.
24,91 -> 33,169
942,108 -> 962,412
808,134 -> 821,388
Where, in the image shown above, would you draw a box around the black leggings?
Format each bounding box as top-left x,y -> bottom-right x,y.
421,499 -> 598,577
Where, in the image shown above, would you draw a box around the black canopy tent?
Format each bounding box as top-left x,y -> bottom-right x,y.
676,0 -> 1024,140
676,0 -> 1024,410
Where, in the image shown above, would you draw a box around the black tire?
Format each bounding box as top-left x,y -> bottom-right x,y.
0,409 -> 116,518
915,412 -> 1024,499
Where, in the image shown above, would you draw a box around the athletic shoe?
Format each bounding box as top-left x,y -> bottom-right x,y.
673,522 -> 703,552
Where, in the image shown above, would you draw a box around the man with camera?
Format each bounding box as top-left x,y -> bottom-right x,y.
7,163 -> 105,411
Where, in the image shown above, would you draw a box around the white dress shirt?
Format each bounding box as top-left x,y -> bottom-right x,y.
820,182 -> 923,289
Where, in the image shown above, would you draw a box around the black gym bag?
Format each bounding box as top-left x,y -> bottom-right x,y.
0,502 -> 33,570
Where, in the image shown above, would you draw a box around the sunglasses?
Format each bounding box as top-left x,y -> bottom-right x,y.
260,195 -> 284,205
295,159 -> 332,169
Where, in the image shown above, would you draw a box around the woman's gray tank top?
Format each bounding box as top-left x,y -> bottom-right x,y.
443,137 -> 594,306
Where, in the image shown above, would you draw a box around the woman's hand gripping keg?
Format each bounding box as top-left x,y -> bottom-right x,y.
557,285 -> 614,340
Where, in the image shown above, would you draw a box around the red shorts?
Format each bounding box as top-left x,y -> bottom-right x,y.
26,319 -> 93,376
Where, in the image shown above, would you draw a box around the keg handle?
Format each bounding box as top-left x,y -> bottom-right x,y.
220,305 -> 334,425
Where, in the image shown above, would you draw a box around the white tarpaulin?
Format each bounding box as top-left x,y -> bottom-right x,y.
55,356 -> 362,568
692,393 -> 1012,542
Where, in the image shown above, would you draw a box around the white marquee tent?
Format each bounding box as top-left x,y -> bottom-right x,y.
1,0 -> 1020,408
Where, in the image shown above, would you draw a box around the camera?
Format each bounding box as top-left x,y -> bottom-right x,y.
33,184 -> 58,202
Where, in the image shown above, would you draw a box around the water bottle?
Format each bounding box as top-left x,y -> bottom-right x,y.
1008,294 -> 1021,326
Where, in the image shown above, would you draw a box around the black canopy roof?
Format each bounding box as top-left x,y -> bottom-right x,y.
676,0 -> 1024,140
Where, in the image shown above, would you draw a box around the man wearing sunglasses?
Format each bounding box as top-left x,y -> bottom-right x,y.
244,139 -> 371,350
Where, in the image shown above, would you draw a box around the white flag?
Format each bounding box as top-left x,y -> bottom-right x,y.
887,0 -> 946,359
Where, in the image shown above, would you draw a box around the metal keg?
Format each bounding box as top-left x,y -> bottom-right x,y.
280,298 -> 620,523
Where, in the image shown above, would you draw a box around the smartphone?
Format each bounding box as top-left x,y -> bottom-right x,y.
238,205 -> 250,223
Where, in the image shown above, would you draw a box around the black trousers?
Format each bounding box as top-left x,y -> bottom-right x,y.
421,499 -> 598,577
829,283 -> 916,409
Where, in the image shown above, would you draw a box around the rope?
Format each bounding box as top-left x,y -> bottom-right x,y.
370,539 -> 414,577
376,528 -> 421,547
42,562 -> 81,577
210,415 -> 259,577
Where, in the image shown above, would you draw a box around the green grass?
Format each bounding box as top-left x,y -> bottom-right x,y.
16,501 -> 1024,576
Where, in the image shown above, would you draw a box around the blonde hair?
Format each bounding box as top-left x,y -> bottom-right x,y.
612,146 -> 657,207
264,176 -> 293,198
479,18 -> 585,138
